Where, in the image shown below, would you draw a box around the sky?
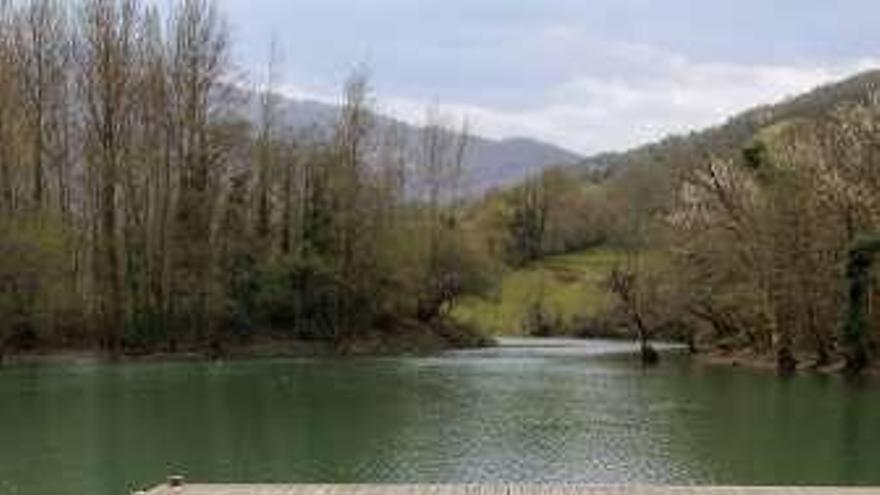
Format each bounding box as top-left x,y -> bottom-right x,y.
215,0 -> 880,155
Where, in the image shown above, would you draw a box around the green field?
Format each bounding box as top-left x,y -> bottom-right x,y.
453,249 -> 627,335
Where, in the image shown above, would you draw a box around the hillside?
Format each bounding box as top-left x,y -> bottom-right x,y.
575,69 -> 880,175
452,250 -> 624,336
241,89 -> 585,193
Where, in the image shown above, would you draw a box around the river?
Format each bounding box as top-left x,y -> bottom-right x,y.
0,338 -> 878,494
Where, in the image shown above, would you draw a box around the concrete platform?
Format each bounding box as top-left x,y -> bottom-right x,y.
143,484 -> 880,495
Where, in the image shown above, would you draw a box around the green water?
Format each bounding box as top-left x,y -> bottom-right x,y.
1,338 -> 879,494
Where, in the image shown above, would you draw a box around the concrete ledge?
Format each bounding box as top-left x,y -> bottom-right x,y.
143,484 -> 880,495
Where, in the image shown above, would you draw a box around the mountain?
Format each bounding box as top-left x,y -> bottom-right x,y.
573,69 -> 880,177
238,69 -> 880,195
242,90 -> 585,193
463,137 -> 584,192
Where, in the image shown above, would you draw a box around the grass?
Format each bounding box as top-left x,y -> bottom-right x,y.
452,249 -> 627,336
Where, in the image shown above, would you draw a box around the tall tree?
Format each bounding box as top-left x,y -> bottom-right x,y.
167,0 -> 230,345
15,0 -> 69,211
76,0 -> 141,353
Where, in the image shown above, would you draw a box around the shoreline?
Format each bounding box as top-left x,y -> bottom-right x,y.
0,325 -> 497,367
0,341 -> 494,367
692,348 -> 880,377
5,337 -> 879,380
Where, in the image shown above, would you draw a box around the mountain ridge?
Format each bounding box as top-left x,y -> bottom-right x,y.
243,89 -> 585,193
573,68 -> 880,176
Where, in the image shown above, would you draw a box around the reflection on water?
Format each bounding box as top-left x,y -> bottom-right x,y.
0,338 -> 878,495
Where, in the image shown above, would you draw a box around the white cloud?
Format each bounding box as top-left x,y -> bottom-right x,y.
271,48 -> 879,156
530,55 -> 880,153
273,83 -> 338,105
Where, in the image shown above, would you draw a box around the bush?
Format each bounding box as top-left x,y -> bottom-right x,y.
0,215 -> 82,351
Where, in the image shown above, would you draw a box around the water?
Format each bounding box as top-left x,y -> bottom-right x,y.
1,338 -> 879,494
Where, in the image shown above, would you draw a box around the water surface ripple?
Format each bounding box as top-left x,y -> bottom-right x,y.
1,338 -> 878,495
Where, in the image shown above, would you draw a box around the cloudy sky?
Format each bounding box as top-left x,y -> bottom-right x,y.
216,0 -> 879,155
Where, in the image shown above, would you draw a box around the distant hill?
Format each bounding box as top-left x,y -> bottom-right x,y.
237,69 -> 880,194
574,69 -> 880,176
238,89 -> 584,194
464,137 -> 584,192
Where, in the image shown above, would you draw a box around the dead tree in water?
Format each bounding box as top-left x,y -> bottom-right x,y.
608,266 -> 659,365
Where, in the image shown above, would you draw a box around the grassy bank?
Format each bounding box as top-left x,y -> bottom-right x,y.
452,249 -> 626,335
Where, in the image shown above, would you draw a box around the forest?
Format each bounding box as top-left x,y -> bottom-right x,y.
479,73 -> 880,375
2,0 -> 880,376
0,0 -> 497,359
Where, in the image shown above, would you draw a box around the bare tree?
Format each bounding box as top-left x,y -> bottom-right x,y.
14,0 -> 70,211
167,0 -> 230,345
76,0 -> 142,354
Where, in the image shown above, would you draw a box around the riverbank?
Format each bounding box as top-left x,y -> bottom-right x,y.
0,320 -> 495,366
693,347 -> 880,377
